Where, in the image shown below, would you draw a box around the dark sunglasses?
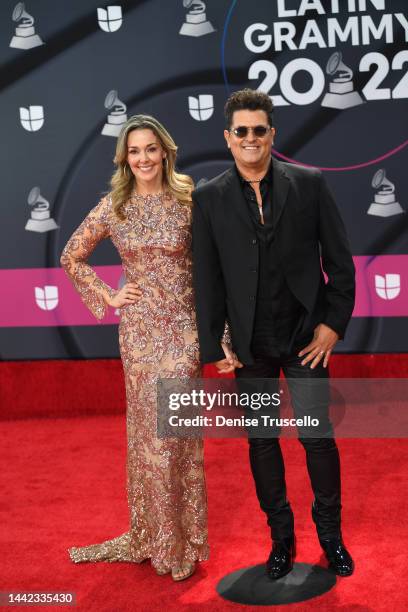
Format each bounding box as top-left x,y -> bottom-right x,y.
229,125 -> 271,138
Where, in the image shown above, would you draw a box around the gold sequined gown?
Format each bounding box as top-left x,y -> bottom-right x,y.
60,192 -> 209,570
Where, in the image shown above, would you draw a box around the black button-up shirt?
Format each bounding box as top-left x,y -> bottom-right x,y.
236,162 -> 306,357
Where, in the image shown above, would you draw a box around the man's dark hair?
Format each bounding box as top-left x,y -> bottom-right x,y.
224,88 -> 274,129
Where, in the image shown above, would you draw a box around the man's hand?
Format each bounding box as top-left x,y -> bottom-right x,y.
298,323 -> 339,369
212,342 -> 243,374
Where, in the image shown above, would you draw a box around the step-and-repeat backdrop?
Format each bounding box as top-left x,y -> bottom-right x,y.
1,0 -> 407,359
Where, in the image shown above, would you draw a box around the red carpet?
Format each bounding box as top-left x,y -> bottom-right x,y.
1,356 -> 408,610
1,354 -> 408,420
1,414 -> 408,611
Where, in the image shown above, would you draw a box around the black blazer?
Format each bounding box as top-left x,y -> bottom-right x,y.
191,157 -> 355,365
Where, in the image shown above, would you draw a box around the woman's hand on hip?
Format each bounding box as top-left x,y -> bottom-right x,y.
108,283 -> 142,308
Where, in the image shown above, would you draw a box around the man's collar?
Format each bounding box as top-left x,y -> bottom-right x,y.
235,157 -> 273,185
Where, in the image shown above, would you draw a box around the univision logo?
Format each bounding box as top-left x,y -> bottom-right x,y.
375,274 -> 400,300
20,105 -> 44,131
97,5 -> 122,32
35,286 -> 59,311
188,95 -> 214,121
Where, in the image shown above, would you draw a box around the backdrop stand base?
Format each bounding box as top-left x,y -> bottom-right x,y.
216,562 -> 336,605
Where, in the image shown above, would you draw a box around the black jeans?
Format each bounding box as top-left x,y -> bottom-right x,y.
235,351 -> 342,542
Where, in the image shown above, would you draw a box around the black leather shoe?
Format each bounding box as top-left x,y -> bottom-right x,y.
266,536 -> 295,580
320,537 -> 354,576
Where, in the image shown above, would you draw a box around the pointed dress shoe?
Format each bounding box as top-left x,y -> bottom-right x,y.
320,537 -> 354,576
266,536 -> 296,580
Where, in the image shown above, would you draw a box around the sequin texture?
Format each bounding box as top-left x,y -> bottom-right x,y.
60,192 -> 209,569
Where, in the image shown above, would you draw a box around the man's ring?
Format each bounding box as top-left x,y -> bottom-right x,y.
319,350 -> 324,354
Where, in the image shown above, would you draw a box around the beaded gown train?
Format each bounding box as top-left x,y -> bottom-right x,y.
60,192 -> 209,569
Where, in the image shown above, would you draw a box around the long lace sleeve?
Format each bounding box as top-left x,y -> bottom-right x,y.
60,196 -> 117,320
221,321 -> 232,347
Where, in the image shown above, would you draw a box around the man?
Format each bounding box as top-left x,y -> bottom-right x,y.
192,89 -> 355,579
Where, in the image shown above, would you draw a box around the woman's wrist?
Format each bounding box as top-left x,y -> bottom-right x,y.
102,287 -> 117,307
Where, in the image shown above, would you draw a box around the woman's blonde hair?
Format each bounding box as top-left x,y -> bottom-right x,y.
110,114 -> 193,219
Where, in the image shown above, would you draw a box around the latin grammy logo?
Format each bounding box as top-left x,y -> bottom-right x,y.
20,105 -> 44,131
97,5 -> 123,32
321,51 -> 364,109
9,2 -> 44,50
25,187 -> 58,233
367,169 -> 404,218
179,0 -> 215,37
101,90 -> 128,137
188,95 -> 214,121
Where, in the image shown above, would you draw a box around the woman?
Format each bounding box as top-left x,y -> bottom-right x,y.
60,115 -> 209,581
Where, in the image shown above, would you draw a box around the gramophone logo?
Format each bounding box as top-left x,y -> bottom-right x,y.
9,2 -> 44,50
375,274 -> 400,301
35,286 -> 59,311
188,95 -> 214,121
321,52 -> 364,109
101,90 -> 127,137
25,187 -> 58,233
367,169 -> 404,218
19,106 -> 44,132
97,5 -> 123,32
179,0 -> 215,37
